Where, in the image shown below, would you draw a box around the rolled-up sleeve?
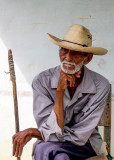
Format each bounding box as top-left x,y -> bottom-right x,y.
32,76 -> 62,141
63,82 -> 110,146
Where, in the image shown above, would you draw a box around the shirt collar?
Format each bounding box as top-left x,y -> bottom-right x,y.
51,65 -> 97,94
51,66 -> 61,88
80,66 -> 97,94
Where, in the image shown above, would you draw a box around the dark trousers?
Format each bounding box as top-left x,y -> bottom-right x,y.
34,141 -> 97,160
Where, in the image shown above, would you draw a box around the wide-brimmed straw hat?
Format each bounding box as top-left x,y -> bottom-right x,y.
47,24 -> 108,55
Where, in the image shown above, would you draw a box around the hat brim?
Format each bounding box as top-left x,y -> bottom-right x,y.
47,33 -> 108,55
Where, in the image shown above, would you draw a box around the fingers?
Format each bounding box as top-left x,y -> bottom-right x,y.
60,71 -> 76,88
12,132 -> 24,157
17,136 -> 32,157
14,141 -> 24,157
13,137 -> 17,156
75,70 -> 81,78
59,70 -> 83,89
66,75 -> 76,87
12,130 -> 32,157
19,145 -> 23,157
15,142 -> 20,157
13,136 -> 20,157
12,134 -> 18,156
13,137 -> 24,157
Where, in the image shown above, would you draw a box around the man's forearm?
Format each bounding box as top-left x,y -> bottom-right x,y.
54,90 -> 64,131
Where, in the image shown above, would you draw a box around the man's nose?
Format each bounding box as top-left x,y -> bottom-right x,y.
65,51 -> 72,61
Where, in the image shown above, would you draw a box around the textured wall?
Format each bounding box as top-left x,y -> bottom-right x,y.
0,0 -> 114,159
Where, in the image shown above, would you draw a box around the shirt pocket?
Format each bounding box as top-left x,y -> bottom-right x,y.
73,97 -> 89,114
73,98 -> 90,124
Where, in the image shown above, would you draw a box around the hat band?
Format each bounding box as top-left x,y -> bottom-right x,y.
62,40 -> 88,47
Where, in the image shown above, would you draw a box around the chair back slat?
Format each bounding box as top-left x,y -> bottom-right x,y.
99,85 -> 111,126
98,84 -> 111,154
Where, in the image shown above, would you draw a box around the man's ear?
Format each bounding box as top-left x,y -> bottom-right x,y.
83,53 -> 93,65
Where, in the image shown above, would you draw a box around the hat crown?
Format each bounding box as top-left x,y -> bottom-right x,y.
63,24 -> 92,47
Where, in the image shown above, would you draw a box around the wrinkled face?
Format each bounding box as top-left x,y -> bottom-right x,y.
59,47 -> 91,74
59,47 -> 87,63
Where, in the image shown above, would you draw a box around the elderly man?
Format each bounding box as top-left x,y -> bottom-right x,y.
13,24 -> 110,160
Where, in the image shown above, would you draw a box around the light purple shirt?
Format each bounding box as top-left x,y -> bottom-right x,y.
32,65 -> 110,155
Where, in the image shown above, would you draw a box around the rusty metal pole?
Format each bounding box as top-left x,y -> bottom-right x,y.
8,49 -> 20,160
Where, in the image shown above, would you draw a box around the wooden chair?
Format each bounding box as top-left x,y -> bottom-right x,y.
98,84 -> 111,154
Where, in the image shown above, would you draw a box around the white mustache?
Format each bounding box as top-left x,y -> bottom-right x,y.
62,60 -> 76,66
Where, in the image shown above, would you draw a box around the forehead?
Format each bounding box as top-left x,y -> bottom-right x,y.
59,47 -> 86,55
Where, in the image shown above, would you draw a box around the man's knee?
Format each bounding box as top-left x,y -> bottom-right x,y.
34,142 -> 49,154
34,142 -> 50,159
54,153 -> 70,160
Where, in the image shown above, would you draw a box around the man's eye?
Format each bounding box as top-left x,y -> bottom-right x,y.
61,48 -> 68,53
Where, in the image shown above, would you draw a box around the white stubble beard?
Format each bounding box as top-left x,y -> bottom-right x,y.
60,60 -> 84,75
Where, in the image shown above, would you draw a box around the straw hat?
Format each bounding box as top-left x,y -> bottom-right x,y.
47,24 -> 108,55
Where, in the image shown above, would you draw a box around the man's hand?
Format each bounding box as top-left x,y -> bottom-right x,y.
57,70 -> 81,91
12,128 -> 42,157
12,128 -> 32,157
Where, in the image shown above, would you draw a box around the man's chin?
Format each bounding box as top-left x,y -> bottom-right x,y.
62,68 -> 76,75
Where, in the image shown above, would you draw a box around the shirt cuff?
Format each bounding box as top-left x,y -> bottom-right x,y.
40,110 -> 64,141
99,142 -> 108,155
